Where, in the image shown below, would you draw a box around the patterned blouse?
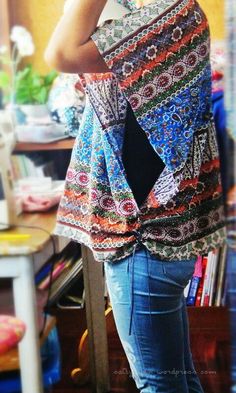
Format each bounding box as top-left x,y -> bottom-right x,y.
54,0 -> 226,262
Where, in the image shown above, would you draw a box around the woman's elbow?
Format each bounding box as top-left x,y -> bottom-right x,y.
44,41 -> 108,74
44,46 -> 84,73
44,46 -> 64,71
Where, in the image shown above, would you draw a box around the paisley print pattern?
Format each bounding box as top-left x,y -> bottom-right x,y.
54,0 -> 226,262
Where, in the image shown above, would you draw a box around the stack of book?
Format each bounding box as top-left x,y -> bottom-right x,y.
11,153 -> 57,180
185,245 -> 228,307
35,241 -> 84,308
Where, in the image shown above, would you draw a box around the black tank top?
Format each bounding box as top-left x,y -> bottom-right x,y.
122,103 -> 165,207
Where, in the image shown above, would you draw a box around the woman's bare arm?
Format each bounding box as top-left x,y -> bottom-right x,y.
44,0 -> 109,73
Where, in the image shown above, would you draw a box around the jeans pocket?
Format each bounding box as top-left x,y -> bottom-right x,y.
162,259 -> 196,287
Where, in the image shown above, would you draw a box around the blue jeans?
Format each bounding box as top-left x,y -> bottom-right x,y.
104,247 -> 204,393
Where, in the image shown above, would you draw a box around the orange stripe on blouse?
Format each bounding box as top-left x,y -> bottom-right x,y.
108,20 -> 208,89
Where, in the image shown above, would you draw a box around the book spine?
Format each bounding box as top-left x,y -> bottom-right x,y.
200,253 -> 212,306
202,252 -> 214,306
24,155 -> 36,177
195,256 -> 208,306
21,155 -> 29,177
215,245 -> 228,306
38,262 -> 66,290
35,262 -> 53,285
193,255 -> 203,277
209,250 -> 220,306
184,279 -> 191,298
18,155 -> 27,178
186,276 -> 201,306
11,155 -> 21,180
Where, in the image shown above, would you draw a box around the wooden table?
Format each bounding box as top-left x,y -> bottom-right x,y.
0,208 -> 109,393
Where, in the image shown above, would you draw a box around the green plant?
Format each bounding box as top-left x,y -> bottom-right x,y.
14,64 -> 57,105
0,26 -> 57,106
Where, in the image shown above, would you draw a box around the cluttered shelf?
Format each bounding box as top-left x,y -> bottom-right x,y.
14,138 -> 75,152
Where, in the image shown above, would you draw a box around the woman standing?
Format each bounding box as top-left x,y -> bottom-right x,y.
45,1 -> 226,391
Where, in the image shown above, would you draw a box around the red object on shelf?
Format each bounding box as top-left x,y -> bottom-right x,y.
0,315 -> 26,355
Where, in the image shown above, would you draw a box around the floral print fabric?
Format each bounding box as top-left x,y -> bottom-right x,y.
54,0 -> 226,262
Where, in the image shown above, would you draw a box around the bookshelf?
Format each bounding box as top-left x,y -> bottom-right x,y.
14,139 -> 76,152
13,139 -> 74,181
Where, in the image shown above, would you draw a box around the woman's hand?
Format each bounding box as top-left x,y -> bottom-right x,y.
44,0 -> 109,73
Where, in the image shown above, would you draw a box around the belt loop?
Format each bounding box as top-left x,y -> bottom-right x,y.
129,244 -> 137,336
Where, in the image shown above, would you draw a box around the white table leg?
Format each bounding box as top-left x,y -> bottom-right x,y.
12,255 -> 43,393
